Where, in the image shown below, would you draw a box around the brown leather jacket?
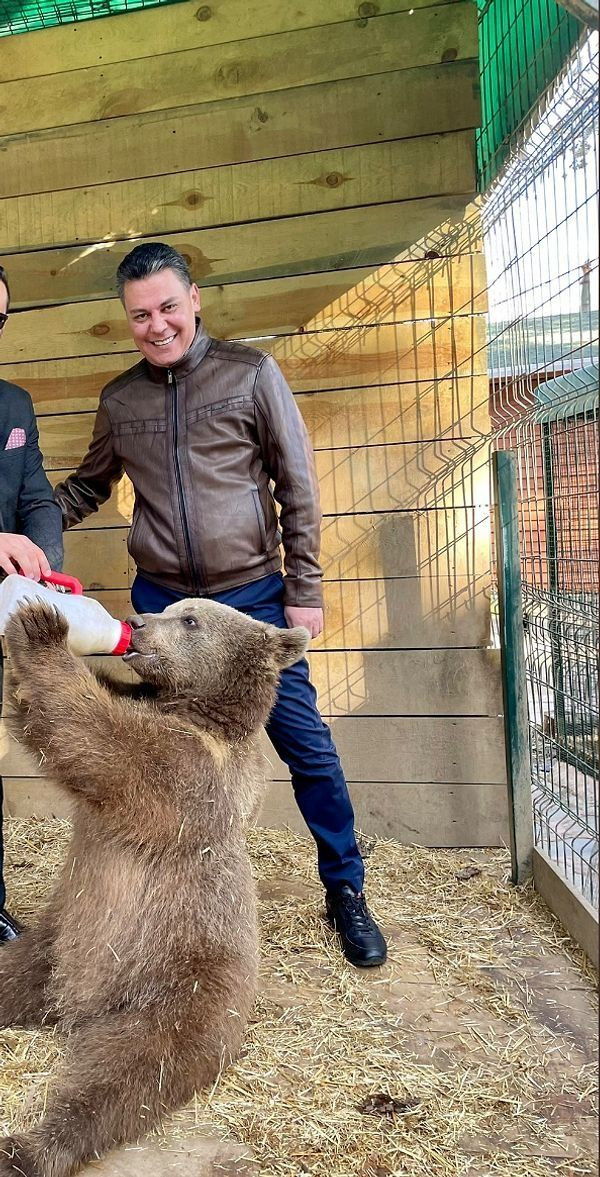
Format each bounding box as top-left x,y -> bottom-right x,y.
54,322 -> 323,607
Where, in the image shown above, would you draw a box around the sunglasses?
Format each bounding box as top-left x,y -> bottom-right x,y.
0,313 -> 8,329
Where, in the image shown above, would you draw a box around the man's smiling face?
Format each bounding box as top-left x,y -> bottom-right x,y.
122,268 -> 201,368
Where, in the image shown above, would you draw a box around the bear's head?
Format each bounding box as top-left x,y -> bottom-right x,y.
123,598 -> 310,732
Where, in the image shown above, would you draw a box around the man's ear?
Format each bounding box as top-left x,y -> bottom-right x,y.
265,625 -> 310,669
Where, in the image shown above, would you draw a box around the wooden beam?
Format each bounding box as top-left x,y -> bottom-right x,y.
1,131 -> 476,255
0,64 -> 481,200
0,0 -> 463,81
3,196 -> 479,312
0,6 -> 478,135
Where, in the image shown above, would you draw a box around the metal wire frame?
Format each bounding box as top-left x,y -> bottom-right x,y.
482,26 -> 599,908
0,0 -> 182,37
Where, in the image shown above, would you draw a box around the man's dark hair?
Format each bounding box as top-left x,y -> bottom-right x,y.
116,243 -> 192,301
0,265 -> 10,309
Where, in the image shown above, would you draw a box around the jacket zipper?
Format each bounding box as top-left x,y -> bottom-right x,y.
168,368 -> 200,593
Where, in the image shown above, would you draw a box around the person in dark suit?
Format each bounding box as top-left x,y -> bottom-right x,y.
0,264 -> 63,942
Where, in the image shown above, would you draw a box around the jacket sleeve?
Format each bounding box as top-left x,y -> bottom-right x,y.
254,355 -> 323,609
16,394 -> 64,572
54,400 -> 123,529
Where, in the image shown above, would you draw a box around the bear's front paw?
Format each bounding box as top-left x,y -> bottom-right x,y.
0,1136 -> 38,1177
6,600 -> 69,654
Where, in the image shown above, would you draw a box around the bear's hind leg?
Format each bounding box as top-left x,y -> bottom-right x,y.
0,923 -> 57,1029
0,1001 -> 232,1177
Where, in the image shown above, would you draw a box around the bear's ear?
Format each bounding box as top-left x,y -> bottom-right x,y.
266,625 -> 311,669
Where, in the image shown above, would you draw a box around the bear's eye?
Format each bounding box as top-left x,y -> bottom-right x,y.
182,616 -> 197,627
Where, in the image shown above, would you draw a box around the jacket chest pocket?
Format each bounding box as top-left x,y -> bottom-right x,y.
113,418 -> 167,461
186,396 -> 254,432
0,445 -> 26,488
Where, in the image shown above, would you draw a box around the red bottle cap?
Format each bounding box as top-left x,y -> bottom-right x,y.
112,622 -> 132,656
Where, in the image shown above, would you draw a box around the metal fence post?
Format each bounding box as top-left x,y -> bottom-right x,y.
493,449 -> 534,884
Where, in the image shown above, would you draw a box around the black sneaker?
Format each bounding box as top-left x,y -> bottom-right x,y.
0,908 -> 23,943
325,885 -> 387,968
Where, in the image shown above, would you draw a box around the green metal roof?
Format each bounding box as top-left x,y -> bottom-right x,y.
0,0 -> 182,37
477,0 -> 582,188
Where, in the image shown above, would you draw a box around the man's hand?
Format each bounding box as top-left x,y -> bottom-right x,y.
0,533 -> 52,581
284,605 -> 323,638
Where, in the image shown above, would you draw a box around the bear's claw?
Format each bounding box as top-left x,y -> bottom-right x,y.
6,600 -> 69,650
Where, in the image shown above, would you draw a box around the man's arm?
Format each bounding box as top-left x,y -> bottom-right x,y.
254,355 -> 323,626
15,393 -> 63,572
54,400 -> 123,529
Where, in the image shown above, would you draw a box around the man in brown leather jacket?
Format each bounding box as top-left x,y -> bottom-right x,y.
55,243 -> 386,968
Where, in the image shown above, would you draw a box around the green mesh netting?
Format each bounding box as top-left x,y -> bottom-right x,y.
0,0 -> 183,37
477,0 -> 582,189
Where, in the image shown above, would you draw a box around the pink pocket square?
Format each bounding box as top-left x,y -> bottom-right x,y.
4,428 -> 26,450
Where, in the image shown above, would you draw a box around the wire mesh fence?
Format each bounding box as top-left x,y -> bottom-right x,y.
0,0 -> 182,37
481,18 -> 599,908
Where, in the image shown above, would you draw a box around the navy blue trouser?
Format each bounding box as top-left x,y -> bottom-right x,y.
131,571 -> 364,893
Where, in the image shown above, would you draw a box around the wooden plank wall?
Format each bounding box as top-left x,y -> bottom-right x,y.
0,0 -> 508,845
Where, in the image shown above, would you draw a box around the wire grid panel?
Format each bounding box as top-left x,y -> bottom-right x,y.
483,28 -> 599,907
0,0 -> 183,37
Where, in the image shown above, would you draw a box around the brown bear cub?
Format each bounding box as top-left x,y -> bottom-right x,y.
0,597 -> 309,1177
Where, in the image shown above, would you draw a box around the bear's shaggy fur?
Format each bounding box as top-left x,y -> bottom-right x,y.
0,597 -> 309,1177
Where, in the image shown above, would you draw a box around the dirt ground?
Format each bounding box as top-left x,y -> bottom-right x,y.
0,819 -> 597,1177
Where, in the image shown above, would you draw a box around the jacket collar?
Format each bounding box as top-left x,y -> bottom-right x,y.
145,318 -> 212,382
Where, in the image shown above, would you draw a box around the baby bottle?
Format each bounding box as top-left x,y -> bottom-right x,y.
0,572 -> 132,657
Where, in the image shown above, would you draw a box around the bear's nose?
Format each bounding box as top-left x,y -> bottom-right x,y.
127,614 -> 146,630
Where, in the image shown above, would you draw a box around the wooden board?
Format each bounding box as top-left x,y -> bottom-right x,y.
314,437 -> 491,513
1,777 -> 72,819
62,528 -> 131,590
35,377 -> 489,471
312,576 -> 491,649
65,577 -> 490,650
309,647 -> 502,716
43,426 -> 489,511
2,196 -> 478,314
0,64 -> 481,199
0,0 -> 462,81
296,378 -> 489,446
1,647 -> 501,719
60,505 -> 491,585
61,515 -> 491,598
268,317 -> 488,392
262,716 -> 506,783
0,6 -> 478,135
1,308 -> 487,378
2,777 -> 509,845
320,507 -> 491,580
0,714 -> 506,782
31,371 -> 487,442
1,132 -> 476,255
260,780 -> 509,845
